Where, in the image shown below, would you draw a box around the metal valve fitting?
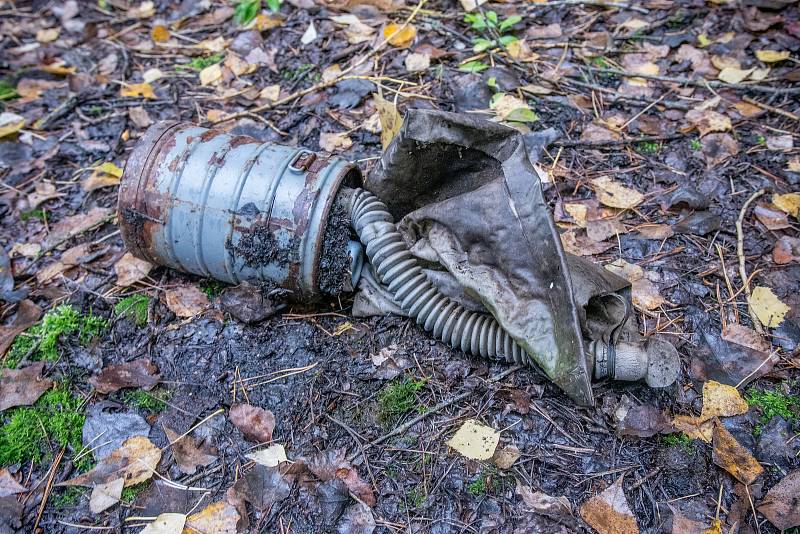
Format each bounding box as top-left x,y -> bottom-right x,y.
589,337 -> 681,388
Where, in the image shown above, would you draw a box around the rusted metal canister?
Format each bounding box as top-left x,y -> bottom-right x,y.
118,122 -> 360,299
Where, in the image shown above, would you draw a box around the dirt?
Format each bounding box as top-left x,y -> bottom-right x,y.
318,187 -> 356,296
226,202 -> 297,271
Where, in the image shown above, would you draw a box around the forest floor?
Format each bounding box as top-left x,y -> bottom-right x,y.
1,0 -> 800,533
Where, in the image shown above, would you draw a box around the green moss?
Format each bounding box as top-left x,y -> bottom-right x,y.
0,80 -> 18,101
5,305 -> 107,368
690,138 -> 702,150
0,384 -> 85,467
121,481 -> 149,504
406,487 -> 424,509
746,387 -> 799,426
20,208 -> 47,222
377,378 -> 426,426
51,487 -> 85,509
637,141 -> 661,154
177,54 -> 223,71
123,388 -> 170,413
467,477 -> 487,496
663,433 -> 693,452
200,279 -> 227,299
114,294 -> 150,327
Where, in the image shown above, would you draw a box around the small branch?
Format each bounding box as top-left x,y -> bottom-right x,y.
554,133 -> 685,148
736,189 -> 765,334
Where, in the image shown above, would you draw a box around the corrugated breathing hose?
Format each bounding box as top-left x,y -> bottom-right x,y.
350,188 -> 529,365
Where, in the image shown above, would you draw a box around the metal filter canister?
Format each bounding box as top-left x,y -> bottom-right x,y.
118,122 -> 360,299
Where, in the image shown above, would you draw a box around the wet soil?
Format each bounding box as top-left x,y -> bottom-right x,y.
318,187 -> 356,296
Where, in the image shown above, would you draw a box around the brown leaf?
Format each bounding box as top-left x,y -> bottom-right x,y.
0,362 -> 53,412
224,486 -> 249,531
757,470 -> 800,531
701,133 -> 739,169
516,483 -> 573,522
129,106 -> 153,129
229,404 -> 275,443
560,230 -> 615,256
233,464 -> 291,510
0,469 -> 27,497
580,123 -> 620,143
62,436 -> 161,488
114,252 -> 154,287
163,426 -> 217,475
684,108 -> 731,137
89,477 -> 124,513
44,207 -> 112,249
587,219 -> 626,242
591,176 -> 643,210
711,419 -> 763,485
89,358 -> 160,394
755,204 -> 791,230
303,448 -> 376,506
617,404 -> 672,438
635,223 -> 674,240
492,444 -> 521,470
721,323 -> 770,353
672,415 -> 713,442
774,236 -> 800,265
0,300 -> 42,359
579,476 -> 639,534
164,285 -> 209,318
183,500 -> 239,534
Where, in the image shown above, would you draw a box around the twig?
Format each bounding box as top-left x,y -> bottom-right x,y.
736,189 -> 765,334
743,96 -> 800,122
346,365 -> 522,462
526,0 -> 649,13
554,133 -> 684,148
33,447 -> 65,531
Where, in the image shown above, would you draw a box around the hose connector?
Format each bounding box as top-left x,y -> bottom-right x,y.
590,337 -> 680,388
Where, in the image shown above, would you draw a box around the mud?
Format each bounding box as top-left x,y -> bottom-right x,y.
225,202 -> 296,271
318,188 -> 355,296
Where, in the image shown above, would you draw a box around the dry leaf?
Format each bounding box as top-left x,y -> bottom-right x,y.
561,230 -> 615,256
459,0 -> 487,10
757,470 -> 800,531
580,123 -> 621,143
83,162 -> 123,192
115,253 -> 154,287
604,259 -> 667,311
755,50 -> 790,63
255,13 -> 283,31
722,323 -> 770,352
0,469 -> 26,498
259,84 -> 281,102
62,436 -> 162,488
0,112 -> 26,138
89,477 -> 124,513
748,286 -> 789,328
28,182 -> 61,208
184,501 -> 239,534
774,236 -> 800,265
405,52 -> 430,72
685,108 -> 731,136
36,28 -> 60,43
699,381 -> 748,420
373,93 -> 403,150
246,444 -> 288,467
120,83 -> 155,99
331,14 -> 375,44
564,203 -> 588,227
151,25 -> 170,42
701,133 -> 739,169
446,419 -> 500,460
230,404 -> 275,443
164,426 -> 217,475
516,484 -> 572,520
319,131 -> 353,152
129,106 -> 153,129
754,204 -> 790,230
591,176 -> 643,210
492,444 -> 520,469
89,358 -> 160,394
672,415 -> 713,442
199,63 -> 222,86
766,135 -> 793,150
0,300 -> 42,358
141,513 -> 186,534
636,224 -> 673,240
718,67 -> 754,84
164,285 -> 209,318
0,362 -> 53,412
773,192 -> 800,218
143,68 -> 164,83
384,23 -> 416,48
129,1 -> 155,18
579,476 -> 639,534
301,21 -> 318,45
712,419 -> 763,485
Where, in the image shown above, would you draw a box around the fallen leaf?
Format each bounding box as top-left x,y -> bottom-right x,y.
591,176 -> 643,210
773,192 -> 800,218
605,259 -> 667,311
0,112 -> 25,138
636,223 -> 673,240
89,477 -> 124,513
701,133 -> 739,168
459,0 -> 487,10
229,404 -> 275,443
164,285 -> 209,318
0,469 -> 27,497
151,25 -> 170,42
141,513 -> 186,534
0,362 -> 53,412
718,67 -> 754,84
446,419 -> 500,460
491,93 -> 537,123
129,106 -> 153,129
384,23 -> 416,48
246,444 -> 288,467
319,131 -> 353,152
0,301 -> 41,358
579,476 -> 639,534
143,68 -> 164,83
255,13 -> 283,31
82,404 -> 151,461
617,403 -> 672,438
721,323 -> 770,353
372,93 -> 403,150
587,219 -> 625,242
774,236 -> 800,265
405,52 -> 430,72
748,286 -> 789,328
120,83 -> 155,99
755,204 -> 791,230
580,123 -> 621,143
331,14 -> 375,44
36,28 -> 59,43
560,230 -> 615,256
337,502 -> 376,534
184,501 -> 239,534
301,21 -> 318,45
259,84 -> 281,102
233,464 -> 291,510
672,415 -> 713,442
712,419 -> 763,485
492,444 -> 520,469
44,207 -> 112,249
302,448 -> 376,506
787,156 -> 800,173
766,135 -> 793,151
129,1 -> 155,18
164,426 -> 217,475
516,484 -> 573,523
82,162 -> 123,192
62,436 -> 162,488
757,470 -> 800,531
115,252 -> 154,287
89,358 -> 160,394
685,108 -> 731,137
199,63 -> 222,86
699,381 -> 748,420
755,50 -> 790,63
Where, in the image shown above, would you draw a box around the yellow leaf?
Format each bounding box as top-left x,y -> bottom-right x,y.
199,63 -> 222,86
672,415 -> 713,442
749,286 -> 789,328
183,501 -> 239,534
446,419 -> 500,460
718,67 -> 754,84
98,162 -> 123,178
579,476 -> 639,534
259,84 -> 281,102
373,93 -> 403,150
83,163 -> 123,192
787,157 -> 800,173
773,192 -> 800,218
699,381 -> 748,421
384,23 -> 416,48
36,28 -> 60,43
712,419 -> 764,485
120,83 -> 155,99
40,62 -> 76,76
61,436 -> 161,488
151,25 -> 170,42
0,112 -> 26,138
255,13 -> 283,30
590,176 -> 643,210
755,50 -> 790,63
141,513 -> 186,534
319,131 -> 353,153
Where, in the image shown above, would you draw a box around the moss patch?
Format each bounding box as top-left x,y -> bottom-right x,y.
123,388 -> 171,413
114,294 -> 150,327
377,378 -> 426,426
746,387 -> 799,429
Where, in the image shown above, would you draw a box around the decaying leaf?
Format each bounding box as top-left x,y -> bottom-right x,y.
44,207 -> 112,250
711,419 -> 763,485
446,419 -> 500,461
229,403 -> 275,443
384,23 -> 416,48
698,381 -> 748,420
591,176 -> 643,210
405,52 -> 430,72
372,93 -> 403,150
0,112 -> 26,138
492,444 -> 520,469
748,286 -> 789,328
755,49 -> 790,63
685,108 -> 731,137
89,358 -> 160,394
0,362 -> 53,412
82,162 -> 123,192
319,131 -> 353,152
199,63 -> 223,86
701,133 -> 739,169
605,259 -> 667,311
672,415 -> 713,442
120,82 -> 155,99
0,300 -> 42,358
89,477 -> 124,513
721,323 -> 770,353
774,236 -> 800,265
636,223 -> 673,240
115,252 -> 154,287
757,470 -> 800,531
302,448 -> 376,506
164,285 -> 209,318
164,426 -> 217,475
140,513 -> 186,534
331,14 -> 375,44
0,469 -> 27,497
773,192 -> 800,218
755,204 -> 791,230
233,464 -> 292,510
579,476 -> 639,534
516,483 -> 573,523
28,182 -> 61,208
184,500 -> 240,534
62,435 -> 162,488
246,444 -> 288,467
